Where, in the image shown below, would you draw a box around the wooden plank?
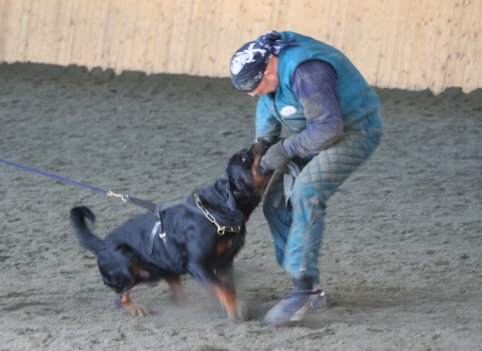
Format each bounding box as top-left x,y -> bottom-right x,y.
118,1 -> 140,72
211,0 -> 236,77
14,0 -> 32,62
54,0 -> 73,66
477,1 -> 482,93
372,0 -> 400,88
307,1 -> 333,44
140,0 -> 170,74
461,0 -> 481,93
277,0 -> 305,33
25,0 -> 41,62
0,0 -> 4,62
40,0 -> 60,63
88,0 -> 110,70
323,0 -> 340,46
104,0 -> 124,74
403,0 -> 458,92
274,0 -> 289,31
277,0 -> 331,41
64,0 -> 78,67
388,0 -> 411,89
148,0 -> 175,73
73,0 -> 99,69
449,0 -> 471,89
367,2 -> 392,87
85,0 -> 99,68
340,0 -> 375,81
132,0 -> 155,74
428,1 -> 456,94
0,0 -> 10,60
185,0 -> 208,75
245,0 -> 273,40
330,0 -> 348,51
195,0 -> 217,76
111,0 -> 128,73
168,0 -> 194,73
443,0 -> 465,89
66,0 -> 88,67
404,0 -> 433,90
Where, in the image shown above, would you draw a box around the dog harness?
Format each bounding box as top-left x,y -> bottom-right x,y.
148,193 -> 243,255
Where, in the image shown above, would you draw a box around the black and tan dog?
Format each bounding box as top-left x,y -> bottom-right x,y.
70,142 -> 272,319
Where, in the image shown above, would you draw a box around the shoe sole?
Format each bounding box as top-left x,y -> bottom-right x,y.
289,293 -> 319,321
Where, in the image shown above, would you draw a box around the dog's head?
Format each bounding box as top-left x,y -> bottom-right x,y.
225,139 -> 273,204
196,140 -> 272,222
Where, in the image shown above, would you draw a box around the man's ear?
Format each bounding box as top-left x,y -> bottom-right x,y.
264,55 -> 278,76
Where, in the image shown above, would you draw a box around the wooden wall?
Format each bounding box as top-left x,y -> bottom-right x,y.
0,0 -> 480,94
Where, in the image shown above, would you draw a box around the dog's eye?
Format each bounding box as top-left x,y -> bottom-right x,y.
241,156 -> 247,162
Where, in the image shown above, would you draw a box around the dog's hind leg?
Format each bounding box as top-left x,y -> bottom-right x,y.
115,287 -> 149,317
98,250 -> 149,317
114,271 -> 151,317
165,275 -> 190,305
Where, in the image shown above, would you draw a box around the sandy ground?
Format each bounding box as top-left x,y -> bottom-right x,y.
0,63 -> 481,351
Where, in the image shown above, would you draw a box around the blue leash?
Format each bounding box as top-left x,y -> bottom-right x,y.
1,158 -> 108,194
0,158 -> 157,211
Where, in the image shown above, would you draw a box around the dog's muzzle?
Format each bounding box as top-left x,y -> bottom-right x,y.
252,139 -> 271,176
257,166 -> 269,175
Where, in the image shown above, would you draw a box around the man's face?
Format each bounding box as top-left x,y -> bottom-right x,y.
247,70 -> 279,97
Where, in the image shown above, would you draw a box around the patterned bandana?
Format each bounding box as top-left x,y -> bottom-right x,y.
230,30 -> 299,93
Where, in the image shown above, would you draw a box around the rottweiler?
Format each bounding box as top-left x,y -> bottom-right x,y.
70,141 -> 272,319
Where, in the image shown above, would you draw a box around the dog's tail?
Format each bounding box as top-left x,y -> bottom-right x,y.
70,206 -> 103,255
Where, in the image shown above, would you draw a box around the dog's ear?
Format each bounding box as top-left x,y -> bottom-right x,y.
207,176 -> 238,212
228,174 -> 252,198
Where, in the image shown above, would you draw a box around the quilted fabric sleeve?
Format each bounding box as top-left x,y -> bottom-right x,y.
283,59 -> 343,157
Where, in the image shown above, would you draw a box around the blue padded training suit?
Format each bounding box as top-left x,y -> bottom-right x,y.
255,32 -> 383,281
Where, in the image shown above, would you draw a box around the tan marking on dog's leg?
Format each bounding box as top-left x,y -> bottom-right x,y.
212,284 -> 237,319
118,289 -> 150,317
117,261 -> 150,316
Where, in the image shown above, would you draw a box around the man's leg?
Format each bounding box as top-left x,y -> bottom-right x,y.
264,127 -> 381,324
263,172 -> 291,266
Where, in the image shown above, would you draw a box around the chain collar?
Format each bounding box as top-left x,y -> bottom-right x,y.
193,193 -> 242,235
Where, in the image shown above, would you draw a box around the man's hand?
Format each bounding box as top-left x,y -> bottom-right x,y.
259,140 -> 292,172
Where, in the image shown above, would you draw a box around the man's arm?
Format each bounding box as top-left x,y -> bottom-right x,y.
283,59 -> 343,157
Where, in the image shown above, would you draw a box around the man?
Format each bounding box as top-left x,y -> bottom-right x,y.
230,30 -> 383,325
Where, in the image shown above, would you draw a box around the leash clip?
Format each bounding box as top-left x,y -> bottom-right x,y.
106,190 -> 129,202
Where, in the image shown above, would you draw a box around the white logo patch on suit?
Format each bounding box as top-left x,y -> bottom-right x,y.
280,105 -> 297,117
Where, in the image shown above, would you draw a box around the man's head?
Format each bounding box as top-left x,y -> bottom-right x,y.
230,41 -> 269,93
230,30 -> 299,95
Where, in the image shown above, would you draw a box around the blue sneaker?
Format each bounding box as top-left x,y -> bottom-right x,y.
264,289 -> 321,324
309,289 -> 327,310
264,279 -> 321,325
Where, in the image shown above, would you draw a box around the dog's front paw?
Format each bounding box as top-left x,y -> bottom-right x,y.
129,304 -> 150,317
235,300 -> 249,321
